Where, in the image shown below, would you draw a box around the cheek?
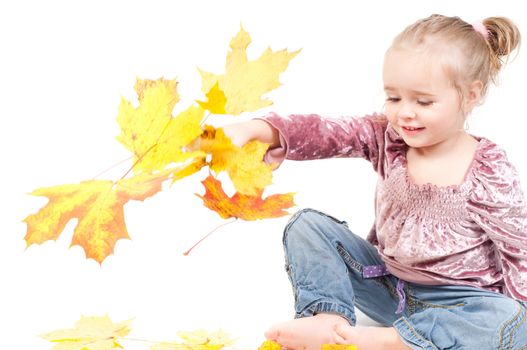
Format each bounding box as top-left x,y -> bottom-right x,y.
383,105 -> 397,123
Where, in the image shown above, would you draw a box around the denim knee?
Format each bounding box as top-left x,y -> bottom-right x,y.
281,208 -> 358,324
283,208 -> 348,248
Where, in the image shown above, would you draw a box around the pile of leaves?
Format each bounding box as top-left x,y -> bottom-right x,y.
41,315 -> 358,350
23,26 -> 299,263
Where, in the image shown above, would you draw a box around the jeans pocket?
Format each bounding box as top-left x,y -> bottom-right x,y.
336,243 -> 362,273
408,286 -> 466,310
415,299 -> 467,310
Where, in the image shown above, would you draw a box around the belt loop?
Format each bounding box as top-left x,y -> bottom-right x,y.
362,264 -> 407,315
395,279 -> 406,314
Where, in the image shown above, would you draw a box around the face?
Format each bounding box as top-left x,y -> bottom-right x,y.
383,48 -> 467,153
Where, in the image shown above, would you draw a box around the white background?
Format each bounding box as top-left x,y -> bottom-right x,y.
1,0 -> 526,348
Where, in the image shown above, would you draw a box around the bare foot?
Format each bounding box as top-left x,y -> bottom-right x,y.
265,314 -> 350,350
334,324 -> 411,350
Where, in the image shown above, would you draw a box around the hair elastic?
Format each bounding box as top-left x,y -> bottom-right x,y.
472,21 -> 489,40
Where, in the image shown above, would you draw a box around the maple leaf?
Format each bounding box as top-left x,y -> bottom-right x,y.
196,81 -> 227,114
176,329 -> 236,346
41,315 -> 131,350
151,329 -> 235,350
321,345 -> 358,350
200,126 -> 274,196
258,340 -> 282,350
259,341 -> 357,350
116,77 -> 205,173
170,156 -> 207,184
23,169 -> 176,264
196,175 -> 295,220
198,25 -> 299,115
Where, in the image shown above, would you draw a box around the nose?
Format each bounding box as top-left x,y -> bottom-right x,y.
397,102 -> 416,120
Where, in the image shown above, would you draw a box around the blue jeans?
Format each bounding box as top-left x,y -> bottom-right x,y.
283,208 -> 527,350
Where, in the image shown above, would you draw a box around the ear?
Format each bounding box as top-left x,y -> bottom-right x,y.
463,80 -> 484,114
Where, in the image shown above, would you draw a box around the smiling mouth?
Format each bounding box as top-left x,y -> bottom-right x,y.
402,126 -> 424,131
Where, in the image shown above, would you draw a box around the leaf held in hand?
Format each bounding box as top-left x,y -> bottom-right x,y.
200,125 -> 274,196
116,77 -> 205,173
24,170 -> 172,264
196,81 -> 227,114
196,175 -> 295,220
198,25 -> 300,115
41,315 -> 131,350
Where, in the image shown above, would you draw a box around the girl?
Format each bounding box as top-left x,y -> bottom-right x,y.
225,15 -> 526,349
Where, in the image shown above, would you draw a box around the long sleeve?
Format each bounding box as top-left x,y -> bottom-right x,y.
260,112 -> 389,174
468,141 -> 527,300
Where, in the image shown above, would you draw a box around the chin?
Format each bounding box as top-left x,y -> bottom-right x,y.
402,138 -> 426,148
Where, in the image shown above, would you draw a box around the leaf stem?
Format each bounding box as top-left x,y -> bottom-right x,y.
118,143 -> 158,181
183,218 -> 238,256
122,336 -> 157,343
91,156 -> 134,179
200,112 -> 211,127
123,336 -> 247,348
119,114 -> 175,181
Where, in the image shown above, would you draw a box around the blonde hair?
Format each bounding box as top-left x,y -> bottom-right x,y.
388,14 -> 521,103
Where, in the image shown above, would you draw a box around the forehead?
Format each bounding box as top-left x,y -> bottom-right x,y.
383,48 -> 454,93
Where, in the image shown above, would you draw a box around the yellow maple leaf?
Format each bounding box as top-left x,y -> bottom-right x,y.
176,329 -> 237,346
23,168 -> 180,264
116,77 -> 205,173
199,126 -> 274,196
151,329 -> 235,350
171,156 -> 207,184
259,341 -> 357,350
198,25 -> 300,115
321,345 -> 358,350
258,340 -> 281,350
196,81 -> 227,114
41,315 -> 131,350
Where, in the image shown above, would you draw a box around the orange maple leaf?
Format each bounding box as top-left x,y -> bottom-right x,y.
196,175 -> 294,221
23,168 -> 184,264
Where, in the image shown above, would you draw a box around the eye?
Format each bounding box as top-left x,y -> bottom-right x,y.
386,97 -> 400,103
417,100 -> 433,106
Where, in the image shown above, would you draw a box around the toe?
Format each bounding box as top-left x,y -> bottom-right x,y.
334,323 -> 355,342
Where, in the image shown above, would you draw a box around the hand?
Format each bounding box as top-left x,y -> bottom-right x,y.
222,119 -> 279,148
221,122 -> 254,147
185,119 -> 279,152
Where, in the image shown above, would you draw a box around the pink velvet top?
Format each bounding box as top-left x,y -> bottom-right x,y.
261,112 -> 527,301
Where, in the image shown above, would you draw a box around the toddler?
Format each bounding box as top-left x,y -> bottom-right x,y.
224,15 -> 526,349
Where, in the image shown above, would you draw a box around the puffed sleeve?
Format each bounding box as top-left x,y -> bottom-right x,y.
468,140 -> 527,301
258,112 -> 388,173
